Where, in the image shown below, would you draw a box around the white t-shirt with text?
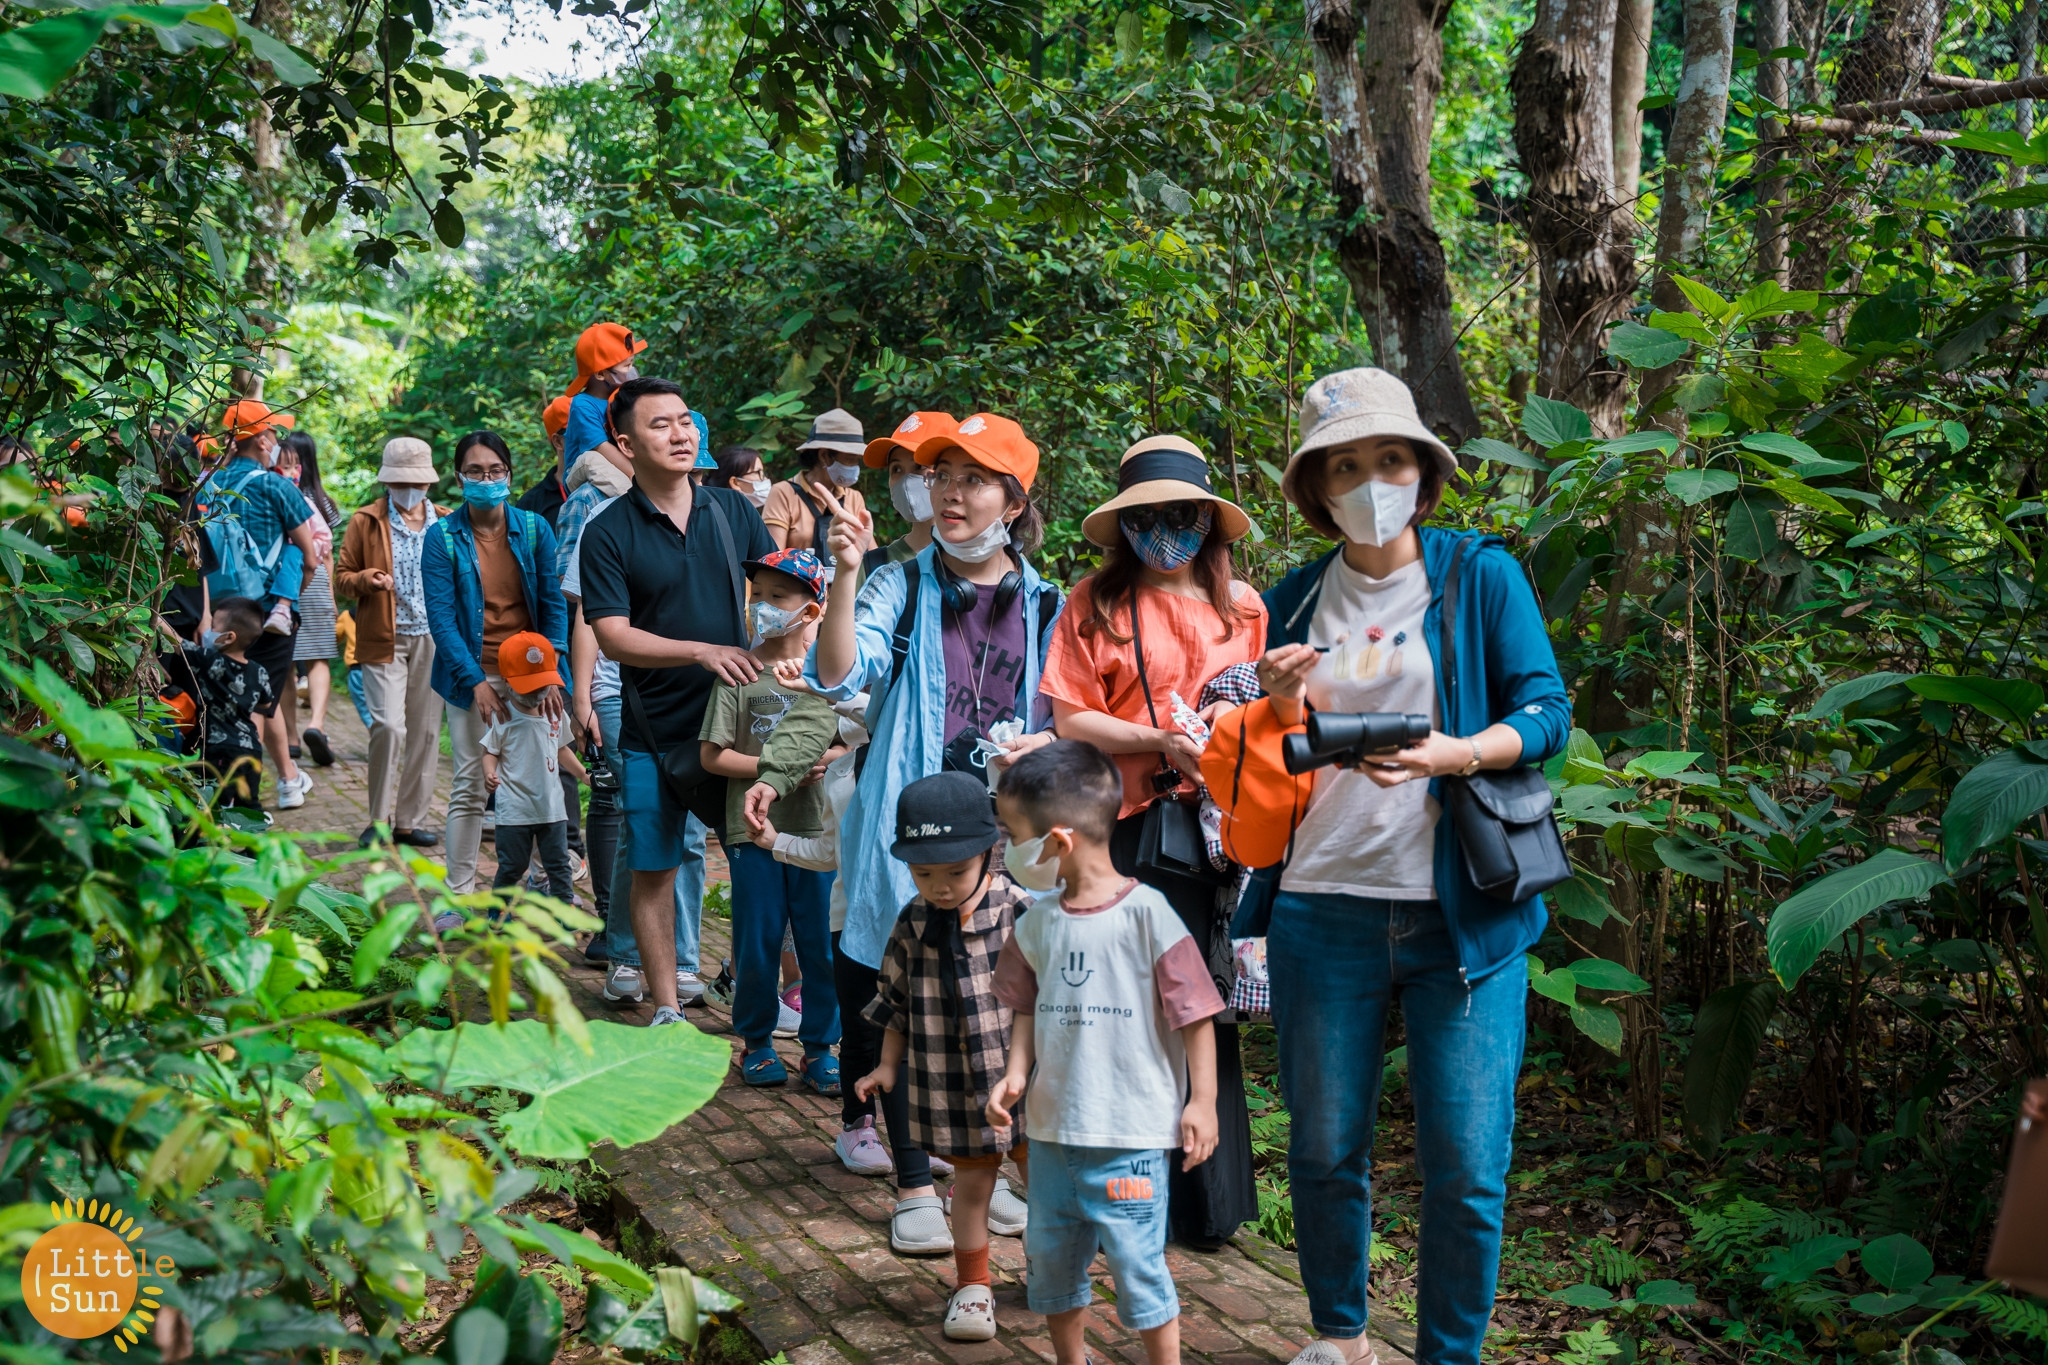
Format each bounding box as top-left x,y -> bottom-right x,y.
481,704 -> 569,826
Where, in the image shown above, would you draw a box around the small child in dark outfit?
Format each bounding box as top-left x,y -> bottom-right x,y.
856,770 -> 1032,1344
183,595 -> 275,810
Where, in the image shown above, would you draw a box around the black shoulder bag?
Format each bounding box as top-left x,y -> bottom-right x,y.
1438,536 -> 1572,902
621,491 -> 748,809
1129,597 -> 1224,887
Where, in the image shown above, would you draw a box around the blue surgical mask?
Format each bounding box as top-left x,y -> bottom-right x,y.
200,629 -> 224,650
462,477 -> 511,508
1121,504 -> 1213,573
748,599 -> 811,648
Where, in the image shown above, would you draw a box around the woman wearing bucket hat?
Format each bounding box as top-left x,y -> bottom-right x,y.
763,408 -> 878,572
1037,434 -> 1263,1250
338,437 -> 453,849
1250,368 -> 1570,1365
804,412 -> 1060,1255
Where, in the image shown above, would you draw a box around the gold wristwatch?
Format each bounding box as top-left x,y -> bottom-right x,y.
1458,737 -> 1484,777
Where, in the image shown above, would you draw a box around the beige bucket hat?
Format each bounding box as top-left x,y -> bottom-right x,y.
1281,367 -> 1457,512
1081,435 -> 1254,548
376,437 -> 437,485
798,407 -> 867,457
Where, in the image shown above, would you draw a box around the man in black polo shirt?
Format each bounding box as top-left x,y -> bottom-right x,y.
580,377 -> 775,1026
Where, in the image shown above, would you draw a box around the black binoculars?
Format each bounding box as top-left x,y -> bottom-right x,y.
1282,712 -> 1432,774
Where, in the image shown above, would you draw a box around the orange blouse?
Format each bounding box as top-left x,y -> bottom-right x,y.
1040,577 -> 1268,818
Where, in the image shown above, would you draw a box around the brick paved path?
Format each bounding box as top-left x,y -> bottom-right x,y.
282,688 -> 1416,1365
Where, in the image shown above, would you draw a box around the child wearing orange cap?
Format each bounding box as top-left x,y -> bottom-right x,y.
479,631 -> 587,916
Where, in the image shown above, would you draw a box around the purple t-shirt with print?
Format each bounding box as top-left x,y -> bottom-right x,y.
941,589 -> 1030,744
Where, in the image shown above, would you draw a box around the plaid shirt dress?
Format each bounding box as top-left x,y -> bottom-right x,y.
864,872 -> 1034,1158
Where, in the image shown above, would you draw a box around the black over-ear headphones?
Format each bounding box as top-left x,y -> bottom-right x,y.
935,551 -> 1024,616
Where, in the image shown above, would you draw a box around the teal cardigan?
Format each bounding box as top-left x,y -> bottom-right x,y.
1248,525 -> 1572,984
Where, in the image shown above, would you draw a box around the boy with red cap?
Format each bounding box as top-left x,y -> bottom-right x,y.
479,631 -> 586,916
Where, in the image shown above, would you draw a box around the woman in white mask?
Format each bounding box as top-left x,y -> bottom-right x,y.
803,412 -> 1061,1257
1250,367 -> 1570,1365
763,407 -> 877,568
705,444 -> 774,509
858,410 -> 956,578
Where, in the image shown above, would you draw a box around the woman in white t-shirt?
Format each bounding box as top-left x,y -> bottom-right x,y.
1252,368 -> 1570,1365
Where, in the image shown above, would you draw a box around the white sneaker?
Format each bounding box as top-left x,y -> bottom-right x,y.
834,1117 -> 893,1176
650,1005 -> 684,1026
603,964 -> 645,1003
773,1000 -> 801,1038
675,970 -> 706,1005
1290,1341 -> 1377,1365
263,601 -> 293,634
276,772 -> 309,809
988,1176 -> 1028,1236
943,1284 -> 996,1342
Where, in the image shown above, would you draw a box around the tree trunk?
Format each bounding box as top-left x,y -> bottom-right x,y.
1611,0 -> 1655,207
236,0 -> 295,400
2013,0 -> 2038,282
1306,0 -> 1482,445
1835,0 -> 1946,106
1510,0 -> 1635,434
1755,0 -> 1790,284
1650,0 -> 1739,313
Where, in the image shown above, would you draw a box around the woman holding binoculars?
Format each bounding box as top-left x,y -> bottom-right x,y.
1251,368 -> 1571,1365
1038,434 -> 1266,1249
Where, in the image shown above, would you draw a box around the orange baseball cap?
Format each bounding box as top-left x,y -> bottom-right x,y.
542,394 -> 571,438
913,412 -> 1039,491
221,399 -> 296,442
864,411 -> 959,467
498,632 -> 564,694
568,323 -> 647,395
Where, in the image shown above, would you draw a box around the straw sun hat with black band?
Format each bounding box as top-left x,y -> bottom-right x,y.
1081,435 -> 1253,548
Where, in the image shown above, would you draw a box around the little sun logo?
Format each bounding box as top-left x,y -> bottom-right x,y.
24,1198 -> 177,1347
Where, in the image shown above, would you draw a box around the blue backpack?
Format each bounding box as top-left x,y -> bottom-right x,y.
197,465 -> 285,601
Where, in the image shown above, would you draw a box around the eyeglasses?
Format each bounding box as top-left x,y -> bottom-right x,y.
1120,501 -> 1209,534
461,464 -> 510,481
923,469 -> 999,494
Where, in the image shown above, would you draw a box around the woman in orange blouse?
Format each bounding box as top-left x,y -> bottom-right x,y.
1037,434 -> 1264,1249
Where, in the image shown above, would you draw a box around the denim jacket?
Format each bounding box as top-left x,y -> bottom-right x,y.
1253,525 -> 1572,982
803,545 -> 1063,969
420,504 -> 567,708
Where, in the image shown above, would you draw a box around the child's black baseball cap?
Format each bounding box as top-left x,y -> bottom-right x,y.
891,772 -> 998,863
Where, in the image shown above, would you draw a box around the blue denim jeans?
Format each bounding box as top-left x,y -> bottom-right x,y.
726,841 -> 837,1053
1268,891 -> 1526,1364
593,694 -> 705,974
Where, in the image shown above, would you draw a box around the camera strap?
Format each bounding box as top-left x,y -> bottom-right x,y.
1128,595 -> 1174,783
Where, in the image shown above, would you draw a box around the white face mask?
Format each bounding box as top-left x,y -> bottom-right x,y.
1328,478 -> 1420,547
1003,829 -> 1065,892
386,486 -> 427,510
891,472 -> 933,524
826,461 -> 861,487
940,513 -> 1013,564
741,476 -> 771,508
748,599 -> 813,647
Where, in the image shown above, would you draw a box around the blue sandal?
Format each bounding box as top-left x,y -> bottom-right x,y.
742,1047 -> 787,1087
801,1052 -> 841,1096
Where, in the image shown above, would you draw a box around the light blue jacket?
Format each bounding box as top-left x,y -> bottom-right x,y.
804,544 -> 1064,969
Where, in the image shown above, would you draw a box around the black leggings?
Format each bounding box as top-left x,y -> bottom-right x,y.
832,932 -> 934,1192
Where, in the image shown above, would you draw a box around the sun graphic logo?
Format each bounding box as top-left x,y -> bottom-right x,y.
24,1198 -> 176,1347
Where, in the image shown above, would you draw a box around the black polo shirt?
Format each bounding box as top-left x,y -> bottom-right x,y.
578,481 -> 774,753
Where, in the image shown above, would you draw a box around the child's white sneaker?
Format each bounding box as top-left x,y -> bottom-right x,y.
942,1284 -> 996,1342
834,1117 -> 893,1176
276,772 -> 310,809
263,601 -> 293,634
988,1176 -> 1028,1235
1290,1340 -> 1377,1365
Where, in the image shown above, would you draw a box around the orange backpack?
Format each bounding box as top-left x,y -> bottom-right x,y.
1200,698 -> 1314,869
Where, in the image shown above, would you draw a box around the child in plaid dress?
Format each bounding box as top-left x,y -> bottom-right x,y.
855,770 -> 1030,1343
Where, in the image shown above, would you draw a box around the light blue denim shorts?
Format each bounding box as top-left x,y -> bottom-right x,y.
1024,1142 -> 1178,1330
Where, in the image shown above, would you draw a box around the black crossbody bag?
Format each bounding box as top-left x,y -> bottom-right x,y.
621,491 -> 748,809
1438,536 -> 1572,902
1129,598 -> 1226,887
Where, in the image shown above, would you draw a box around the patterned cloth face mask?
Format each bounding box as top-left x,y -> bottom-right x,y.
748,599 -> 811,647
1120,502 -> 1214,573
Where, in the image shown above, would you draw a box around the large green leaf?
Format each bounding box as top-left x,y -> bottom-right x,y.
1740,431 -> 1821,463
1799,671 -> 1916,720
1760,1235 -> 1864,1288
1548,873 -> 1618,926
1844,282 -> 1923,348
1862,1234 -> 1934,1292
1665,469 -> 1738,505
1682,978 -> 1780,1155
1462,437 -> 1550,472
1943,747 -> 2048,871
394,1020 -> 728,1159
1523,395 -> 1593,449
1568,958 -> 1648,994
1767,850 -> 1947,988
1570,1002 -> 1624,1053
1905,675 -> 2044,725
0,9 -> 115,99
1723,489 -> 1784,562
1607,321 -> 1690,368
